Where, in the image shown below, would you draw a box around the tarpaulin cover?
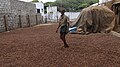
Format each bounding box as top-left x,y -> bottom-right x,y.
72,6 -> 115,33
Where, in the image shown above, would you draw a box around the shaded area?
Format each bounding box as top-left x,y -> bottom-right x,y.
0,24 -> 120,67
112,2 -> 120,32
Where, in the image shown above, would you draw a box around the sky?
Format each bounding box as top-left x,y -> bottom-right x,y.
19,0 -> 56,3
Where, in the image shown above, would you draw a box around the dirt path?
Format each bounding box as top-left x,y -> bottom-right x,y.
0,23 -> 120,67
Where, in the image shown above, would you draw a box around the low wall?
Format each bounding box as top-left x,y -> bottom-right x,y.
47,12 -> 80,22
0,14 -> 42,32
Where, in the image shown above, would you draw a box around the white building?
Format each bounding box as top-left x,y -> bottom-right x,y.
91,0 -> 112,6
47,6 -> 58,21
46,6 -> 80,22
33,2 -> 44,17
99,0 -> 112,3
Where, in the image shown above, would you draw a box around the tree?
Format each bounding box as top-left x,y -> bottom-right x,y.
44,0 -> 99,12
32,0 -> 39,2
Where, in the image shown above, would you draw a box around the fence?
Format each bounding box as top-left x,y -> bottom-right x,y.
0,14 -> 43,32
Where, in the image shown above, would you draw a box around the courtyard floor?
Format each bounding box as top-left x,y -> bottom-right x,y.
0,23 -> 120,67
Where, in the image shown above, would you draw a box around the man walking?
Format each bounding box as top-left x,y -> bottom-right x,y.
56,8 -> 70,48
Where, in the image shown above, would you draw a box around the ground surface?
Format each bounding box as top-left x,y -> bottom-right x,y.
0,23 -> 120,67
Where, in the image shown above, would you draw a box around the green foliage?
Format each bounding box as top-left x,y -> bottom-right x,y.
78,3 -> 89,9
44,0 -> 99,12
32,0 -> 39,2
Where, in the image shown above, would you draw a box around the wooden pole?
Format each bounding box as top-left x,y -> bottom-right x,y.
4,15 -> 8,31
19,15 -> 22,28
27,15 -> 30,27
36,15 -> 38,25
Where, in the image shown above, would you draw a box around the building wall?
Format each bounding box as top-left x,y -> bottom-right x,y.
11,0 -> 36,15
47,6 -> 57,21
0,0 -> 11,32
58,12 -> 80,21
0,0 -> 11,14
0,0 -> 42,32
34,2 -> 44,16
9,0 -> 37,29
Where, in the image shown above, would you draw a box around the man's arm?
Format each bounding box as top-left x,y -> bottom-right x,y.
67,17 -> 70,28
56,16 -> 61,33
56,22 -> 61,33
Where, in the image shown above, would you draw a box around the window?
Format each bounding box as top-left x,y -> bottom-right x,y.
37,9 -> 40,13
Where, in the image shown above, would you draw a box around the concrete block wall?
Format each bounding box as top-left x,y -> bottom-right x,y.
0,0 -> 11,14
0,15 -> 5,32
36,14 -> 43,24
10,0 -> 36,15
0,0 -> 11,32
0,0 -> 42,32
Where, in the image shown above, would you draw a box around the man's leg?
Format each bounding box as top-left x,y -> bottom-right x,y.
60,34 -> 69,48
